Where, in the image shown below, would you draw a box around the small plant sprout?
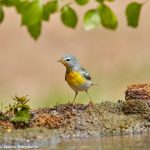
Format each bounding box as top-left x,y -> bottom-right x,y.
9,95 -> 31,124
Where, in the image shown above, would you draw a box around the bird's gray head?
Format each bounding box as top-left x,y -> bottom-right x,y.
58,54 -> 81,70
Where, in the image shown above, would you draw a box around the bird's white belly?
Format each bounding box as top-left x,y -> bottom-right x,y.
69,81 -> 92,92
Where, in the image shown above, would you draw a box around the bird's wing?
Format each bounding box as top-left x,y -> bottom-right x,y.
80,68 -> 92,80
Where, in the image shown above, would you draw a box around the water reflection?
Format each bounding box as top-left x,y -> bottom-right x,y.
54,134 -> 150,150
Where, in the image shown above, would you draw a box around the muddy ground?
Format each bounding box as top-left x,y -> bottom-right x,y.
0,100 -> 150,147
0,84 -> 150,147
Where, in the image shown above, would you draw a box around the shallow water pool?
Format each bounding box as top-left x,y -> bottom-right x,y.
50,133 -> 150,150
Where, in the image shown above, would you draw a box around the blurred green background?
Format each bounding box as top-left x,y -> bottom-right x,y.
0,0 -> 150,108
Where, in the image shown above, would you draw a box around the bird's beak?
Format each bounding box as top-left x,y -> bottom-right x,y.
58,58 -> 65,64
58,57 -> 64,63
58,58 -> 67,66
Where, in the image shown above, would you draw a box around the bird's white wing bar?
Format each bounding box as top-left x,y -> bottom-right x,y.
80,68 -> 92,80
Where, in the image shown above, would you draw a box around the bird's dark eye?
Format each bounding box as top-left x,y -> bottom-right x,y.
66,58 -> 71,62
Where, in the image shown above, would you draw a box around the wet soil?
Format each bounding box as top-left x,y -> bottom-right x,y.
0,100 -> 149,147
0,83 -> 150,148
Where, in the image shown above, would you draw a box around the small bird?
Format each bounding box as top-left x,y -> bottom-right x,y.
58,54 -> 93,104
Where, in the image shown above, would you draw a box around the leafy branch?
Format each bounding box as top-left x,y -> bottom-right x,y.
0,0 -> 146,40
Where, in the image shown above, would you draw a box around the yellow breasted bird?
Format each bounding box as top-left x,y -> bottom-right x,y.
58,54 -> 93,103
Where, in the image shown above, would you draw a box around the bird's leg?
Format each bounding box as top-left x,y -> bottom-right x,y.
71,91 -> 78,104
86,90 -> 94,106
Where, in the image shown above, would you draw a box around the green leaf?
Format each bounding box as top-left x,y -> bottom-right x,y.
11,108 -> 31,123
98,4 -> 118,30
0,4 -> 4,23
126,2 -> 142,27
61,5 -> 78,28
0,112 -> 6,120
106,0 -> 114,1
75,0 -> 89,5
18,0 -> 43,39
96,0 -> 104,3
2,0 -> 17,7
43,0 -> 58,21
15,0 -> 29,14
28,22 -> 41,40
21,0 -> 43,27
84,9 -> 100,30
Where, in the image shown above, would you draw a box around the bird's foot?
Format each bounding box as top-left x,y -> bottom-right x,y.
87,100 -> 94,107
67,100 -> 75,106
